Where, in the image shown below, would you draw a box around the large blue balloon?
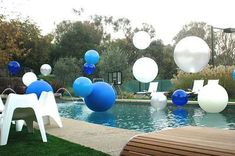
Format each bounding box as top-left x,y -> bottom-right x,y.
83,63 -> 96,75
172,89 -> 188,106
73,77 -> 93,97
84,82 -> 116,112
84,50 -> 100,65
26,80 -> 53,98
232,70 -> 235,80
8,61 -> 20,75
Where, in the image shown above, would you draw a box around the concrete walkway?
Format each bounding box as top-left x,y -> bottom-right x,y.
44,117 -> 142,156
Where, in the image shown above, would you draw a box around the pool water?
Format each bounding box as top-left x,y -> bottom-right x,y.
58,102 -> 235,132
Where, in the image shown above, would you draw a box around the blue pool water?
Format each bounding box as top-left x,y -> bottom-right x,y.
58,102 -> 235,132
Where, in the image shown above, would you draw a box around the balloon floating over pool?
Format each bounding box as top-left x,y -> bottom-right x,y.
198,84 -> 228,113
22,72 -> 37,86
84,50 -> 100,65
40,64 -> 52,76
232,70 -> 235,80
8,61 -> 21,75
84,82 -> 116,112
73,77 -> 93,97
172,89 -> 188,106
83,63 -> 96,75
133,31 -> 151,50
26,80 -> 53,98
174,36 -> 210,73
132,57 -> 158,83
151,92 -> 167,111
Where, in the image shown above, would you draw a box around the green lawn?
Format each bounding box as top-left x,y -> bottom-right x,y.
0,125 -> 110,156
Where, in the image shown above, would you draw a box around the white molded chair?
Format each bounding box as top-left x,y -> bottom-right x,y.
208,79 -> 219,85
39,91 -> 63,128
0,93 -> 47,145
136,82 -> 158,96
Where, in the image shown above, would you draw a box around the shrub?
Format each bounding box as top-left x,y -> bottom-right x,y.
53,57 -> 82,87
171,65 -> 235,98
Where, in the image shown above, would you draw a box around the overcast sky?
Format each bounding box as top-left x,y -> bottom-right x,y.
1,0 -> 235,45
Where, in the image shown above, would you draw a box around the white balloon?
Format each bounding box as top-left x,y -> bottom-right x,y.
174,36 -> 210,73
22,72 -> 37,86
151,92 -> 167,111
133,31 -> 151,50
40,64 -> 52,76
198,84 -> 228,113
132,57 -> 158,83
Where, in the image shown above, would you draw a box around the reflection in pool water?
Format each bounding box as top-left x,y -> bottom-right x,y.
58,102 -> 235,132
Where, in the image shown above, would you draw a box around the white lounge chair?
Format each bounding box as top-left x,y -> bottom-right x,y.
187,80 -> 204,94
0,97 -> 4,112
0,93 -> 47,145
208,79 -> 219,85
135,82 -> 158,96
39,91 -> 63,128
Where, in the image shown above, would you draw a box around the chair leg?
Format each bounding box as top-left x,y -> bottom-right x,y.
1,109 -> 14,146
25,118 -> 34,133
34,109 -> 47,142
15,120 -> 25,132
50,113 -> 63,128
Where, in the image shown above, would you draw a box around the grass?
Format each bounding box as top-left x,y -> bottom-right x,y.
0,125 -> 110,156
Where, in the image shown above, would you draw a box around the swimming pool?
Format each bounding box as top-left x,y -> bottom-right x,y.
57,102 -> 235,132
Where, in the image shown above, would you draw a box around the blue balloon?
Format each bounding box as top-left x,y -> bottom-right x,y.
84,50 -> 100,64
84,82 -> 116,112
172,89 -> 188,106
26,80 -> 53,99
232,70 -> 235,80
73,77 -> 93,97
7,61 -> 20,75
83,63 -> 96,75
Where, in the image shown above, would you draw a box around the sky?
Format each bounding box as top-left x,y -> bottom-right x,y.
1,0 -> 235,45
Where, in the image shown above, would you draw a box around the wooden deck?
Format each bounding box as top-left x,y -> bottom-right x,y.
120,126 -> 235,156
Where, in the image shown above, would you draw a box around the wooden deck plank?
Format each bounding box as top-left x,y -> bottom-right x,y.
120,126 -> 235,156
130,138 -> 230,156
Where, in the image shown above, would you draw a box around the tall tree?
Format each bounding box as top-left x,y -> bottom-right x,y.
98,46 -> 131,82
51,21 -> 103,62
173,22 -> 212,47
173,21 -> 235,66
215,32 -> 235,66
0,15 -> 52,74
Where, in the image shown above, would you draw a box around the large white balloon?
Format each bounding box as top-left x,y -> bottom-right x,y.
151,92 -> 167,111
40,64 -> 52,76
22,72 -> 37,86
133,31 -> 151,50
132,57 -> 158,83
198,84 -> 228,113
174,36 -> 210,73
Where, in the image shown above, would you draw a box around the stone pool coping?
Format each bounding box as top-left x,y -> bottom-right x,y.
116,99 -> 235,105
44,117 -> 142,156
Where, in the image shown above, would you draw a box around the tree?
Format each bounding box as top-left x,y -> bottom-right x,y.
0,15 -> 52,74
98,46 -> 131,82
173,22 -> 212,47
173,21 -> 235,66
53,57 -> 82,87
160,45 -> 177,79
23,34 -> 53,74
215,32 -> 235,66
51,21 -> 103,62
